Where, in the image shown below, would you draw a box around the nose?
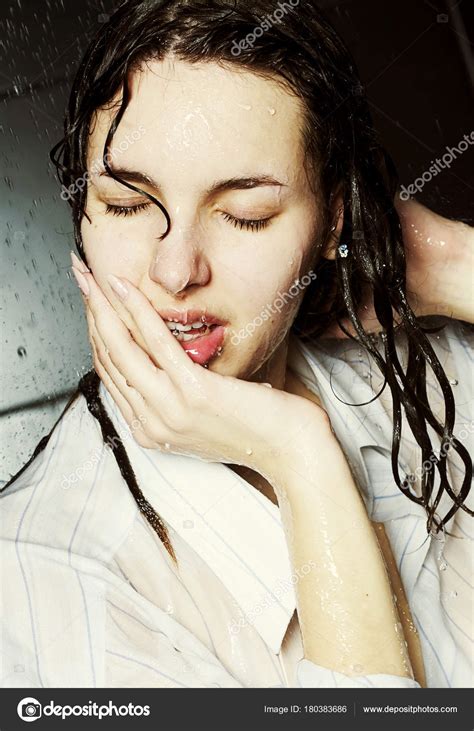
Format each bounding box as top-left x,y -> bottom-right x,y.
148,221 -> 211,296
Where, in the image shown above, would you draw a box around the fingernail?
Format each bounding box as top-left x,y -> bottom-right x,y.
71,266 -> 90,296
107,273 -> 129,300
70,250 -> 90,273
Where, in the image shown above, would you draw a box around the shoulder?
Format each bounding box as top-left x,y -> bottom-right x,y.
1,393 -> 99,499
0,392 -> 137,558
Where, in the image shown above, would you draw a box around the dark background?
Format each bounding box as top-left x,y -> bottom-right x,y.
1,0 -> 473,478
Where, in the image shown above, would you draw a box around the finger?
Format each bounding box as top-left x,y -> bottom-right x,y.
81,268 -> 170,400
90,326 -> 156,449
91,317 -> 184,447
90,331 -> 135,421
105,274 -> 196,385
89,311 -> 148,416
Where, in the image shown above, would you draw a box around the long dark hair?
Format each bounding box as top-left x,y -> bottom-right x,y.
3,0 -> 472,560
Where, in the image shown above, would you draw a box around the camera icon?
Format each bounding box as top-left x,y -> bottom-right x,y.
17,697 -> 42,722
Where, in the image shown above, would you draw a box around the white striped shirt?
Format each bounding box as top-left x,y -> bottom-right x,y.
0,320 -> 472,687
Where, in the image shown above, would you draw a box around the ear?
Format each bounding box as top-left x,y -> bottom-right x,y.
321,194 -> 344,260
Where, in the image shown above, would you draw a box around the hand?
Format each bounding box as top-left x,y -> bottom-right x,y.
396,197 -> 473,323
71,263 -> 330,490
323,197 -> 473,338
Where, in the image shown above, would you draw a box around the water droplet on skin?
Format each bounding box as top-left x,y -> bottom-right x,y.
164,443 -> 171,450
268,107 -> 276,115
245,448 -> 253,455
439,562 -> 447,571
262,382 -> 272,388
449,378 -> 458,386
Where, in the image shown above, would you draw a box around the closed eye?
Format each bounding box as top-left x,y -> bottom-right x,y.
221,212 -> 271,232
105,202 -> 151,217
104,202 -> 272,232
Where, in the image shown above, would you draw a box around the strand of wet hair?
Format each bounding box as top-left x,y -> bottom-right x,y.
0,372 -> 177,563
78,369 -> 177,563
0,388 -> 82,493
334,241 -> 473,535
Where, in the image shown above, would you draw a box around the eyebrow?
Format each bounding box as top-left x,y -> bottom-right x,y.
98,167 -> 287,195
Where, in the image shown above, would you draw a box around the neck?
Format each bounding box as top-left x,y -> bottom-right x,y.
248,334 -> 290,390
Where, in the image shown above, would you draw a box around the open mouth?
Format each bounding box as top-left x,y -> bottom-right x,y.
165,320 -> 216,342
163,318 -> 226,365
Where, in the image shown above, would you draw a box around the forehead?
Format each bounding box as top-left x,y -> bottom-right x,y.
87,58 -> 307,190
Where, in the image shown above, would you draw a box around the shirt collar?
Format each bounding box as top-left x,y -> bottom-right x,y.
99,382 -> 297,655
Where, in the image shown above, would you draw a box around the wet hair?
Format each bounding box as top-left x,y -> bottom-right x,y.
3,0 -> 472,557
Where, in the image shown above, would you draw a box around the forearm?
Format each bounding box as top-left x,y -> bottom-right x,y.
396,197 -> 474,324
275,420 -> 413,678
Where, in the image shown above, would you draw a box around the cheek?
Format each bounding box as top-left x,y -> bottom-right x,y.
220,236 -> 308,324
81,216 -> 149,280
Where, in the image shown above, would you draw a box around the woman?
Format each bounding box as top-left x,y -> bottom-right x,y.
1,0 -> 472,688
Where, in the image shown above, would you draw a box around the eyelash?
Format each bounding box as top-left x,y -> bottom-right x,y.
105,202 -> 151,217
104,203 -> 271,232
221,212 -> 270,232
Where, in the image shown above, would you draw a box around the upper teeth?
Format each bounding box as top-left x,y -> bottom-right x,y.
165,320 -> 206,331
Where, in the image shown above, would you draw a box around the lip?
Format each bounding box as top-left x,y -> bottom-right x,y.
178,324 -> 226,365
156,308 -> 227,365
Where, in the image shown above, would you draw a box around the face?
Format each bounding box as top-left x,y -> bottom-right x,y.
82,57 -> 321,380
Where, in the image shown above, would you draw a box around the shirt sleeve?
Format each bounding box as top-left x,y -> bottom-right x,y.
295,659 -> 421,688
